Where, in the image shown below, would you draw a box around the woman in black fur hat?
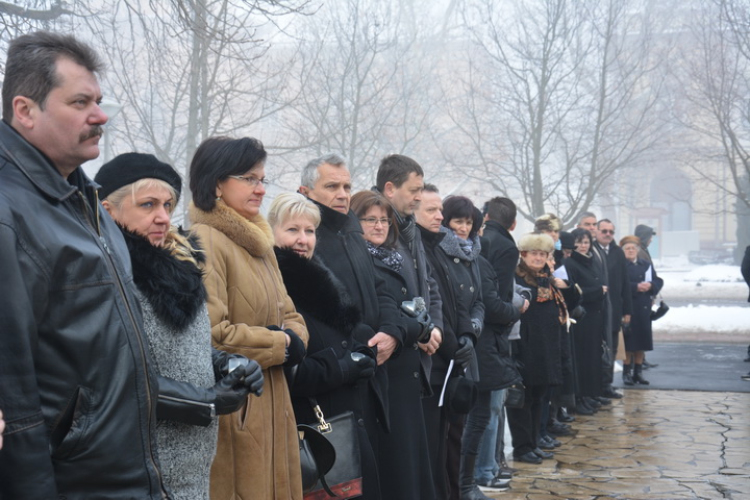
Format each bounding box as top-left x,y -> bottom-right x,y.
268,192 -> 379,500
95,153 -> 263,500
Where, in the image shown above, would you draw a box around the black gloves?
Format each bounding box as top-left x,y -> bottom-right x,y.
415,310 -> 433,344
570,305 -> 587,320
227,356 -> 265,396
338,350 -> 376,383
211,367 -> 252,415
268,325 -> 306,366
454,335 -> 474,369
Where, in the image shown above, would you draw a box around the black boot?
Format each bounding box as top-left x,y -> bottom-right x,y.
622,362 -> 634,386
459,454 -> 491,500
633,364 -> 650,385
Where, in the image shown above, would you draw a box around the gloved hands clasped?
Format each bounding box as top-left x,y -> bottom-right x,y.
268,325 -> 306,366
338,350 -> 376,383
454,335 -> 475,369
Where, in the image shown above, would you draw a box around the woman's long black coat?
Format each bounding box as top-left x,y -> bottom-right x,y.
625,258 -> 662,352
371,255 -> 435,500
563,251 -> 606,397
514,264 -> 565,387
274,247 -> 380,500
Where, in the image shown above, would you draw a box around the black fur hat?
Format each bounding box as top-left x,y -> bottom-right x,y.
95,152 -> 182,201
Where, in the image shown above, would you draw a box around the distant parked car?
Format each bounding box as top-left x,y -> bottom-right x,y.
688,249 -> 735,265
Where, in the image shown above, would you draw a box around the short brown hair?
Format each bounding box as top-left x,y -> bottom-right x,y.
350,190 -> 400,248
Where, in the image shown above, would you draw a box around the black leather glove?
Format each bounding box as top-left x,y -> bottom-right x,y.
211,349 -> 248,380
570,305 -> 587,320
229,356 -> 265,396
268,325 -> 306,366
471,318 -> 482,337
338,350 -> 376,383
212,368 -> 252,415
454,335 -> 474,369
415,310 -> 433,344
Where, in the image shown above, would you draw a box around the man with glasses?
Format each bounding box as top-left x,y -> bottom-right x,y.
594,219 -> 633,399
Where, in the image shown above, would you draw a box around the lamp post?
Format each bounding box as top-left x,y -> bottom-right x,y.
100,100 -> 123,164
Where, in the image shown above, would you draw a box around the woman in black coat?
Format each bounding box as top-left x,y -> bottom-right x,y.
620,236 -> 663,386
351,190 -> 435,500
269,193 -> 380,500
563,228 -> 608,413
506,233 -> 568,465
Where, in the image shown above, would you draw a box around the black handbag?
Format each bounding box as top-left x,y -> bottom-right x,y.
299,423 -> 336,494
651,299 -> 670,321
303,400 -> 363,500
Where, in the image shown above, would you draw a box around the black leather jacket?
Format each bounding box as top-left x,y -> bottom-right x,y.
0,121 -> 169,499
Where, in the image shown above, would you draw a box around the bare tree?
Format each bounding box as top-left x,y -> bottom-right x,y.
447,0 -> 669,226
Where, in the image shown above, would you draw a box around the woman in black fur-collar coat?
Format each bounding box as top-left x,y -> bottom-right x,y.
269,193 -> 381,500
96,153 -> 262,500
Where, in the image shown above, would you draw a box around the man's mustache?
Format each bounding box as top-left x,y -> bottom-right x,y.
80,126 -> 104,142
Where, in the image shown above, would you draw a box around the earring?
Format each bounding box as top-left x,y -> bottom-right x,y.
216,195 -> 222,201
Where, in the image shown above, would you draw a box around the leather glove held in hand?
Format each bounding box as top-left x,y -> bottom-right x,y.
212,368 -> 251,415
230,357 -> 265,396
338,350 -> 376,383
284,329 -> 306,366
454,335 -> 474,369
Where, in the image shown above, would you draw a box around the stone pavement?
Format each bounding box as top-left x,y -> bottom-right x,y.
486,389 -> 750,499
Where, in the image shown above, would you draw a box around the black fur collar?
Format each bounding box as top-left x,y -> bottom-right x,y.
274,246 -> 360,333
120,226 -> 207,330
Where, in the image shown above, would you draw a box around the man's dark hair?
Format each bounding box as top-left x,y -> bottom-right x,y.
442,195 -> 482,240
3,31 -> 104,120
376,154 -> 424,192
423,183 -> 439,194
189,136 -> 267,211
483,197 -> 516,230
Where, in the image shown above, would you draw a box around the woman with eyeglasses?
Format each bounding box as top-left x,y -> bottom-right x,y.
351,190 -> 437,500
563,228 -> 608,415
188,137 -> 309,500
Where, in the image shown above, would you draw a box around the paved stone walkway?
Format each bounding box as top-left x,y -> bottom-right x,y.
487,389 -> 750,499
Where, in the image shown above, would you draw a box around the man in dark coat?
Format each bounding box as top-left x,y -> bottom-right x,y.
0,31 -> 169,499
594,219 -> 633,399
474,197 -> 523,489
299,154 -> 402,466
634,224 -> 662,369
741,245 -> 750,379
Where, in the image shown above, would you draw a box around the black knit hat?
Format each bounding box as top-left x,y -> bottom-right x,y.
95,153 -> 182,202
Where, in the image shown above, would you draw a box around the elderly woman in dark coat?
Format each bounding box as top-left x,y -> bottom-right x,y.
268,192 -> 380,500
563,228 -> 608,413
620,236 -> 663,385
96,153 -> 263,500
351,190 -> 436,500
506,233 -> 568,465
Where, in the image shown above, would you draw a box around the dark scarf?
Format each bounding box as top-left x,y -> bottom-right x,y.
367,241 -> 404,272
120,226 -> 207,330
439,226 -> 482,262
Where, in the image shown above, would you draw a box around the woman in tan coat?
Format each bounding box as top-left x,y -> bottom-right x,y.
188,136 -> 308,500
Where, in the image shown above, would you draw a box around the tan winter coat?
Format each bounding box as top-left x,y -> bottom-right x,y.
190,200 -> 308,500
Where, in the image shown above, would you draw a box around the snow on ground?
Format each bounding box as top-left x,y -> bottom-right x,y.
642,260 -> 749,339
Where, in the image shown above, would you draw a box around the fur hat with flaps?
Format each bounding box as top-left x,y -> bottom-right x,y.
534,213 -> 561,233
619,235 -> 641,248
518,232 -> 555,253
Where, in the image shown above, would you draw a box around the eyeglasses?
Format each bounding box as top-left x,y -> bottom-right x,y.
599,229 -> 615,235
227,175 -> 269,188
359,217 -> 392,227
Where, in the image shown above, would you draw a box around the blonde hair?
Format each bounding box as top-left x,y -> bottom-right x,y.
268,192 -> 321,229
103,179 -> 201,265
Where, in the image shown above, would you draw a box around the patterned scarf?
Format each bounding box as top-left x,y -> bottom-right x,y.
367,241 -> 404,273
517,261 -> 568,325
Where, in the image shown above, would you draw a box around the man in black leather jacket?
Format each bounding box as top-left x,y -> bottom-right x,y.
0,32 -> 170,499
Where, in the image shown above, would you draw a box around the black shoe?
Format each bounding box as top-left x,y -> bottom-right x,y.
514,451 -> 542,464
583,396 -> 602,408
602,387 -> 623,399
642,360 -> 658,369
574,401 -> 594,415
532,447 -> 554,459
596,396 -> 612,405
741,372 -> 750,381
538,435 -> 555,450
497,458 -> 515,477
633,364 -> 650,385
547,423 -> 572,437
477,476 -> 511,492
557,407 -> 575,422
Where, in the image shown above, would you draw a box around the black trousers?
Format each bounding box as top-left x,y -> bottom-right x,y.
505,383 -> 548,456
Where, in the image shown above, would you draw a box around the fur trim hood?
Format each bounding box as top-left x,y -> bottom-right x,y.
274,246 -> 361,333
120,226 -> 207,330
188,200 -> 273,257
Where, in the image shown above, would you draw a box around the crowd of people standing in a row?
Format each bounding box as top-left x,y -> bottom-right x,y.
0,31 -> 667,500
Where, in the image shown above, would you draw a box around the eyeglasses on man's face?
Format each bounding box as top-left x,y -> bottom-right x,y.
599,229 -> 615,235
227,174 -> 269,188
359,217 -> 392,227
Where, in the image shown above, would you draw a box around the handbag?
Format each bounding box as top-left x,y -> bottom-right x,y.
650,297 -> 670,321
304,399 -> 363,500
299,423 -> 336,494
601,340 -> 613,380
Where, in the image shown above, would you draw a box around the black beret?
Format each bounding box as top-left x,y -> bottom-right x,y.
559,231 -> 575,250
95,153 -> 182,202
